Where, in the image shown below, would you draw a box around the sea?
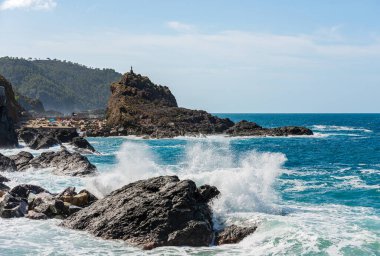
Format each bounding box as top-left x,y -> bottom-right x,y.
0,113 -> 379,256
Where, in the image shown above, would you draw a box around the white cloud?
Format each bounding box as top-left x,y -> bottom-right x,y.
0,0 -> 57,10
166,21 -> 194,32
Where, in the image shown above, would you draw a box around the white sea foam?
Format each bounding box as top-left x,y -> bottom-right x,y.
312,125 -> 372,133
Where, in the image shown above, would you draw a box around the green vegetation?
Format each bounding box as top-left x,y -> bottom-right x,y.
0,57 -> 121,113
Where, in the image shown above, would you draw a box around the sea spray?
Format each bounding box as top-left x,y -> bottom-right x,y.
87,139 -> 287,215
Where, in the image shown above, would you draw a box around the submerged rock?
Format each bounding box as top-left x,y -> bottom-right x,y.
61,176 -> 220,249
0,153 -> 17,171
215,225 -> 257,245
28,150 -> 96,176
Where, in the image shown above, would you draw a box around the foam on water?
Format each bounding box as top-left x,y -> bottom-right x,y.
312,125 -> 372,133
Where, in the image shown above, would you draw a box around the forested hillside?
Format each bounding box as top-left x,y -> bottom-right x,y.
0,57 -> 121,113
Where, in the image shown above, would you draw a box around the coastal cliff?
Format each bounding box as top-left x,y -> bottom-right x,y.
106,70 -> 313,138
0,75 -> 20,147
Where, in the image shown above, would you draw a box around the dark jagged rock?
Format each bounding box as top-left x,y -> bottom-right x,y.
225,120 -> 313,136
0,183 -> 10,192
105,71 -> 313,138
31,192 -> 68,218
0,193 -> 28,218
61,176 -> 220,249
106,71 -> 234,138
28,150 -> 96,176
0,75 -> 22,123
0,174 -> 10,183
215,225 -> 257,245
10,184 -> 50,199
18,127 -> 97,152
29,134 -> 60,150
0,79 -> 19,148
9,151 -> 34,171
0,153 -> 17,171
26,210 -> 48,220
71,137 -> 96,153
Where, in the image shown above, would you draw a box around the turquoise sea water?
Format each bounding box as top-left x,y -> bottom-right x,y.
0,114 -> 379,255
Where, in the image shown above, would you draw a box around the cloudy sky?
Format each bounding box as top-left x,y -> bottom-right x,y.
0,0 -> 379,113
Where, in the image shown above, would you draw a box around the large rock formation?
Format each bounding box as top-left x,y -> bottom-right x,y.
106,71 -> 234,138
0,76 -> 20,147
106,71 -> 313,138
61,176 -> 220,249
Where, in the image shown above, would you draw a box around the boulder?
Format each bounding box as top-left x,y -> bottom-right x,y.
0,153 -> 17,171
28,150 -> 97,176
61,176 -> 220,249
0,174 -> 10,183
31,192 -> 68,218
29,133 -> 60,150
0,183 -> 10,192
215,225 -> 257,245
26,210 -> 48,220
10,184 -> 50,199
9,151 -> 34,171
0,193 -> 28,218
58,187 -> 98,207
71,137 -> 96,153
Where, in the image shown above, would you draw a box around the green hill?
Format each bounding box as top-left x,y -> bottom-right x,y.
0,57 -> 121,113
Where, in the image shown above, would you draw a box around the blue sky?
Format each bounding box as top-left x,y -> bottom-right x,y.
0,0 -> 379,113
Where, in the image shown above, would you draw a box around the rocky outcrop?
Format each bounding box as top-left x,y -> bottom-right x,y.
27,150 -> 96,176
0,78 -> 19,147
1,184 -> 97,219
57,187 -> 98,208
71,137 -> 96,153
215,225 -> 257,245
106,71 -> 313,138
0,153 -> 17,171
0,174 -> 10,195
61,176 -> 220,249
106,71 -> 234,138
9,151 -> 34,171
225,120 -> 313,136
18,127 -> 97,152
0,75 -> 22,123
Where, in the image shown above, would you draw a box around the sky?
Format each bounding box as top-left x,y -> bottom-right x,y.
0,0 -> 379,113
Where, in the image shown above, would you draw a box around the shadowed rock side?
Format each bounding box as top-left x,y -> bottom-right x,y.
106,71 -> 313,138
61,176 -> 220,249
0,76 -> 20,148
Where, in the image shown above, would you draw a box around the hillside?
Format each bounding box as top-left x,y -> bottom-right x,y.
0,57 -> 121,113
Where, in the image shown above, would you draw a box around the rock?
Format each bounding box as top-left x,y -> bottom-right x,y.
0,183 -> 10,192
10,184 -> 50,199
31,192 -> 68,218
215,225 -> 257,245
225,120 -> 313,136
26,210 -> 48,220
58,187 -> 98,207
18,128 -> 38,144
0,174 -> 10,183
105,71 -> 313,138
28,150 -> 97,176
61,176 -> 220,249
52,129 -> 79,143
9,151 -> 34,171
29,133 -> 60,150
0,193 -> 28,218
106,71 -> 234,138
0,76 -> 22,148
0,153 -> 17,171
71,137 -> 96,153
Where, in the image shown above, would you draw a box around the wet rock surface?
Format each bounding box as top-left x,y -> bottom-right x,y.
9,151 -> 34,171
215,225 -> 257,245
71,137 -> 96,153
0,153 -> 17,171
61,176 -> 220,249
27,150 -> 97,176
